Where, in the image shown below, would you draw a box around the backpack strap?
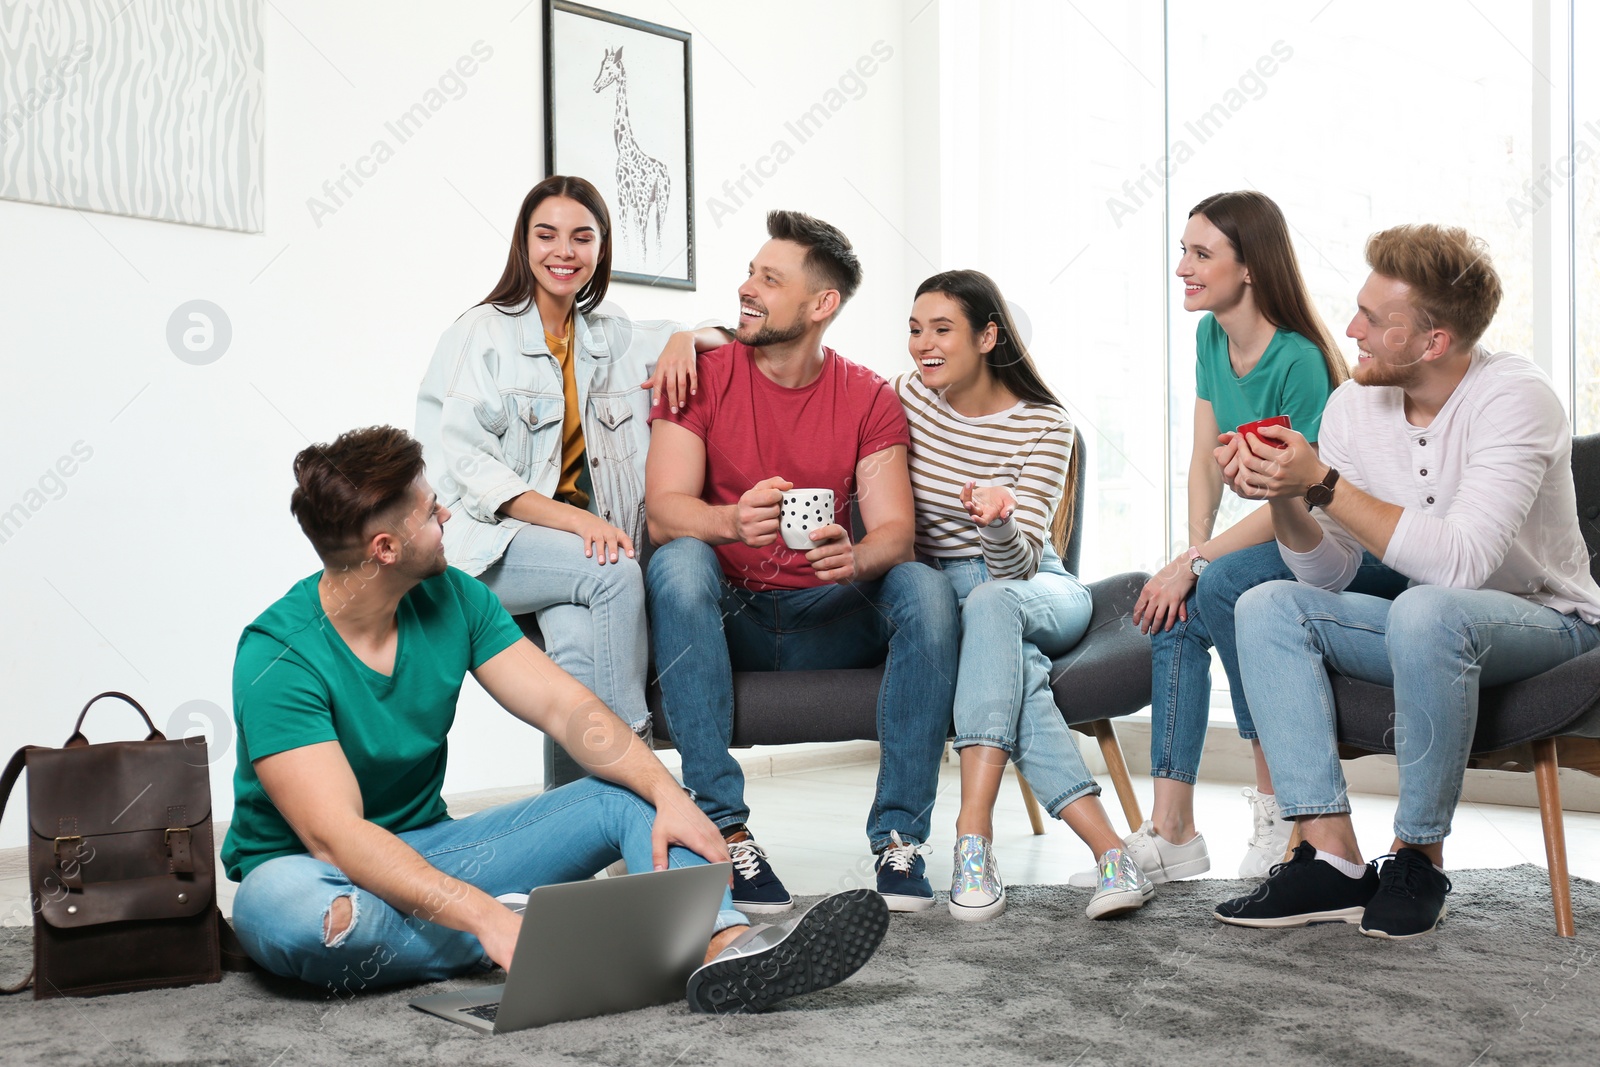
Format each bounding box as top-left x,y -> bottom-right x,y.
0,747 -> 35,994
216,908 -> 257,973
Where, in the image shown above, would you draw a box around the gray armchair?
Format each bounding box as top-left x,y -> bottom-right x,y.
530,431 -> 1156,836
1328,432 -> 1600,937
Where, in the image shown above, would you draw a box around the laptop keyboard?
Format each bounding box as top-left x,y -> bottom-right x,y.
460,1002 -> 500,1022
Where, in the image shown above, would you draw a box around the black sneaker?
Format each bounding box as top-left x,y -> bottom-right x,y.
686,889 -> 889,1014
1213,841 -> 1378,928
725,830 -> 793,915
1359,848 -> 1451,940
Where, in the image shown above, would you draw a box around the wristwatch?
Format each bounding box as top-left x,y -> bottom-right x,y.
1305,467 -> 1340,511
1186,546 -> 1209,577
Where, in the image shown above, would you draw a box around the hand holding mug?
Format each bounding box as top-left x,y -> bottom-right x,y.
804,523 -> 857,583
1232,424 -> 1320,500
736,477 -> 792,547
1218,416 -> 1292,498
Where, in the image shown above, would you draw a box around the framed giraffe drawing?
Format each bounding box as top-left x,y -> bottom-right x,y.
544,1 -> 696,290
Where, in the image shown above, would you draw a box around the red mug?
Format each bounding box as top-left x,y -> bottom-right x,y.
1236,415 -> 1291,449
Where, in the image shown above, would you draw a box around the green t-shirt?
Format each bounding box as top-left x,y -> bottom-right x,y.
220,567 -> 524,881
1193,314 -> 1335,443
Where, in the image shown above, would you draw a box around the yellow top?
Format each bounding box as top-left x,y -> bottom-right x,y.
546,317 -> 589,510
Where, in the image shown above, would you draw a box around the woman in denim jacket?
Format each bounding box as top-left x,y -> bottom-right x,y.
417,175 -> 728,740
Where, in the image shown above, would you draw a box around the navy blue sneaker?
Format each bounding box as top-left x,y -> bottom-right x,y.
874,831 -> 935,912
726,830 -> 793,915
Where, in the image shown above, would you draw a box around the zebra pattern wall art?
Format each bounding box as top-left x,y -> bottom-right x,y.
0,0 -> 264,233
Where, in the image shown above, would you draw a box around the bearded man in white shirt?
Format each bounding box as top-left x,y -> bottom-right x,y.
1208,223 -> 1600,939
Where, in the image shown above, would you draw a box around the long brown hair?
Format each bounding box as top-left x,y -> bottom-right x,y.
913,269 -> 1077,559
480,175 -> 613,315
1189,190 -> 1347,388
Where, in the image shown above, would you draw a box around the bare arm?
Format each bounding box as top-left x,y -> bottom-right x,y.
691,325 -> 734,350
803,445 -> 914,585
1136,400 -> 1225,633
1187,398 -> 1225,545
640,327 -> 735,412
644,420 -> 793,549
1275,474 -> 1399,556
253,742 -> 523,969
645,420 -> 739,545
497,491 -> 636,565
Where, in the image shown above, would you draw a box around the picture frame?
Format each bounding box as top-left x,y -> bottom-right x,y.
543,0 -> 696,290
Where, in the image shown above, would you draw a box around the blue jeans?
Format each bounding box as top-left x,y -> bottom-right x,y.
1148,541 -> 1409,783
645,537 -> 959,850
937,554 -> 1098,817
230,778 -> 744,991
1236,582 -> 1600,844
479,523 -> 650,731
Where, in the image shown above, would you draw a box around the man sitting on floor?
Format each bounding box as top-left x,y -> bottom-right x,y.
644,210 -> 960,914
1210,224 -> 1600,938
221,425 -> 885,1010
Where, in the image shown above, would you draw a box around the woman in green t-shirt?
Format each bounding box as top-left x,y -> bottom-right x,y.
1089,191 -> 1370,887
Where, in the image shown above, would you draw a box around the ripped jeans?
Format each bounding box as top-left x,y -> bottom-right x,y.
229,778 -> 745,992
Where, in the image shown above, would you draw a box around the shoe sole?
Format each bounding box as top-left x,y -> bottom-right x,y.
1067,854 -> 1210,888
948,893 -> 1007,922
686,889 -> 889,1014
732,898 -> 795,915
880,891 -> 936,913
1152,854 -> 1211,882
1359,902 -> 1447,941
1085,883 -> 1155,921
1212,906 -> 1365,928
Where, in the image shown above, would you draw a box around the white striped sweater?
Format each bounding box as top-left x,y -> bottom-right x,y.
894,373 -> 1073,580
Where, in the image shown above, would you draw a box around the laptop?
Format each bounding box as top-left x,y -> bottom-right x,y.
410,861 -> 732,1034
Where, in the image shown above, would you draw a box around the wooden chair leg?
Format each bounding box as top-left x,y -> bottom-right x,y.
1533,737 -> 1576,938
1091,720 -> 1145,833
1015,772 -> 1047,835
1284,819 -> 1302,863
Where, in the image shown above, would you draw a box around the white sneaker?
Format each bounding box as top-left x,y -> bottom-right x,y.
1084,848 -> 1155,920
1239,787 -> 1293,878
1067,821 -> 1210,887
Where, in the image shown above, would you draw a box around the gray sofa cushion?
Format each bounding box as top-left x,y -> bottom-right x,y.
1335,432 -> 1600,754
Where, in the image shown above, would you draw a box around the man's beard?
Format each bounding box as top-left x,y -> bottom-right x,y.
740,308 -> 808,347
1354,354 -> 1421,389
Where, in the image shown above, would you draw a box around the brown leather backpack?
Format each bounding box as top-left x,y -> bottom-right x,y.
0,691 -> 252,998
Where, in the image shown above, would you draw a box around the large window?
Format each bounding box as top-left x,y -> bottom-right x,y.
1163,1 -> 1537,562
958,1 -> 1586,603
1576,1 -> 1600,432
952,2 -> 1169,580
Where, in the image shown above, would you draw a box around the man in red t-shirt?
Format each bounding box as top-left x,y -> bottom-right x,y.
645,210 -> 959,916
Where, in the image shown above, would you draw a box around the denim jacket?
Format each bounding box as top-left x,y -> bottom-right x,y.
415,301 -> 680,576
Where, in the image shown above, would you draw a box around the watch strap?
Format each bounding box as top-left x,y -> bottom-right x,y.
1304,467 -> 1341,511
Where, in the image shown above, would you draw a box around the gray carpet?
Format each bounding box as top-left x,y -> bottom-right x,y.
1,866 -> 1596,1066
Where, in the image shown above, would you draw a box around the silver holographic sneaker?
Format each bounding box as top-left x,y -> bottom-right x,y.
948,833 -> 1006,921
1084,846 -> 1155,920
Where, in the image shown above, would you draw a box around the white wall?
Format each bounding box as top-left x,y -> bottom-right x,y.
0,0 -> 926,849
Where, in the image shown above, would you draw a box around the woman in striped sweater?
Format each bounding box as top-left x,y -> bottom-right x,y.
898,270 -> 1151,923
